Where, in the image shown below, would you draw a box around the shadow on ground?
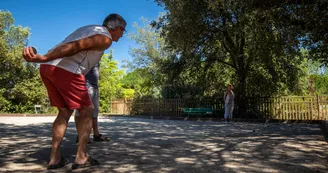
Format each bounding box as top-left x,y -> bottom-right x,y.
0,116 -> 327,173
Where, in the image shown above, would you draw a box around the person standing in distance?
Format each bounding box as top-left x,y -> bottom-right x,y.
224,84 -> 234,123
22,14 -> 126,170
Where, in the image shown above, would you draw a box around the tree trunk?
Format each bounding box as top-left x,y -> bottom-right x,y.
237,70 -> 247,118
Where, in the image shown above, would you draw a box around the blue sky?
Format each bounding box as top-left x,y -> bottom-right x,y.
1,0 -> 165,67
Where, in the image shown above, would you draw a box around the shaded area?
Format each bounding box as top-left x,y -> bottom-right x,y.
0,116 -> 327,173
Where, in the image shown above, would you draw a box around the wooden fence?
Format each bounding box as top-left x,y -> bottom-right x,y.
110,96 -> 328,120
273,96 -> 328,120
110,99 -> 132,115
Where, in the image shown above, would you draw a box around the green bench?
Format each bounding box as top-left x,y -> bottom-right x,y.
183,108 -> 213,116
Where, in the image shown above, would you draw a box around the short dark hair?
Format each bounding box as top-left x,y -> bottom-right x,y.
102,13 -> 126,30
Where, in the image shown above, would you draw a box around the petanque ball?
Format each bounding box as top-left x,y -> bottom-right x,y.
32,47 -> 37,54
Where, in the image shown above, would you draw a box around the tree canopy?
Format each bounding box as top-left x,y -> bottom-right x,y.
0,11 -> 47,113
152,0 -> 310,97
2,3 -> 328,114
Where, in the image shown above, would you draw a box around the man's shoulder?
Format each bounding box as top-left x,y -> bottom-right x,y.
80,25 -> 104,29
64,25 -> 111,42
79,25 -> 111,39
76,25 -> 107,33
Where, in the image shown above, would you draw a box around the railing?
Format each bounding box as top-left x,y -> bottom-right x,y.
110,96 -> 328,120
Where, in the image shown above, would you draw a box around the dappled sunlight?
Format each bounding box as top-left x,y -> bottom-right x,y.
175,157 -> 197,164
126,121 -> 152,125
0,116 -> 327,172
113,164 -> 138,172
0,116 -> 74,126
98,117 -> 115,123
1,162 -> 44,172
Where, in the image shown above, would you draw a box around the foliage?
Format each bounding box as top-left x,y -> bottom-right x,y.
127,16 -> 234,99
0,11 -> 129,113
98,53 -> 125,112
153,0 -> 309,111
2,4 -> 328,115
126,16 -> 171,98
120,68 -> 159,98
306,58 -> 328,95
0,11 -> 48,113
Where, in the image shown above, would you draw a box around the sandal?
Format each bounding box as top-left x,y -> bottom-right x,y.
71,157 -> 99,170
47,157 -> 69,170
93,134 -> 110,142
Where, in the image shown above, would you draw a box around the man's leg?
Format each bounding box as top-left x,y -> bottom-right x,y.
90,88 -> 109,141
92,117 -> 110,141
91,87 -> 100,136
92,117 -> 100,136
74,114 -> 80,132
75,85 -> 97,142
49,108 -> 73,166
75,105 -> 94,164
74,114 -> 91,143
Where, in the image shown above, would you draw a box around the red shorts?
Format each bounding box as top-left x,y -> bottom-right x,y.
40,64 -> 92,110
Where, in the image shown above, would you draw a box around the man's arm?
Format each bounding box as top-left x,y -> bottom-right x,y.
23,34 -> 112,63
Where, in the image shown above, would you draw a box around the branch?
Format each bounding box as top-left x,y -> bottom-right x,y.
245,47 -> 255,77
216,59 -> 236,69
222,15 -> 237,51
239,33 -> 245,54
222,41 -> 238,69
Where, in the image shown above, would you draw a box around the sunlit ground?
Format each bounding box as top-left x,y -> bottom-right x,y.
0,116 -> 327,173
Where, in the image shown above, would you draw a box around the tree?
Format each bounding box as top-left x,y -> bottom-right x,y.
0,11 -> 47,113
153,0 -> 306,116
126,16 -> 171,98
120,68 -> 159,98
251,0 -> 328,65
98,53 -> 125,112
305,51 -> 328,95
127,16 -> 233,99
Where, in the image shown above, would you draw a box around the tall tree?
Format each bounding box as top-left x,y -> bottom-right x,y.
153,0 -> 306,115
127,17 -> 171,98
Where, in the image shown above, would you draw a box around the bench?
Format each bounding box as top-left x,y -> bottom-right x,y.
34,105 -> 42,114
183,108 -> 213,116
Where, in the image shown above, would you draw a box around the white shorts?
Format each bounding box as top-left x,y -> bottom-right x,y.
75,85 -> 99,118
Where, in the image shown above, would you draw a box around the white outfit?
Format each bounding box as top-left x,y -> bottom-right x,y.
224,91 -> 234,119
43,25 -> 112,75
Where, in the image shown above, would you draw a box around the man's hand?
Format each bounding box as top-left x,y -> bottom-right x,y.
22,47 -> 47,63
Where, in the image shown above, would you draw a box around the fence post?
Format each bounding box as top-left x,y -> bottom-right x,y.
271,97 -> 275,120
110,99 -> 112,113
281,97 -> 284,120
158,98 -> 161,116
123,98 -> 125,115
317,94 -> 320,120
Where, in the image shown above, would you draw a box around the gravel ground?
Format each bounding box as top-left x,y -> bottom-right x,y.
0,116 -> 327,173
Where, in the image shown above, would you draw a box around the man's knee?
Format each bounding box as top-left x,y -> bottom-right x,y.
77,105 -> 94,116
57,108 -> 73,120
87,105 -> 94,112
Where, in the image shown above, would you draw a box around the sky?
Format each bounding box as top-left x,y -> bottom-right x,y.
1,0 -> 165,67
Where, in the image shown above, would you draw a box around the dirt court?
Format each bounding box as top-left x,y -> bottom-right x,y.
0,116 -> 327,173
